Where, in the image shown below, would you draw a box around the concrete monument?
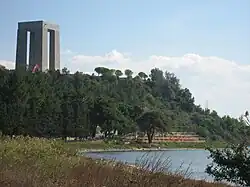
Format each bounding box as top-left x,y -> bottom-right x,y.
15,20 -> 60,71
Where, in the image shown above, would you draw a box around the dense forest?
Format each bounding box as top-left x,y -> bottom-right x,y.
0,66 -> 249,143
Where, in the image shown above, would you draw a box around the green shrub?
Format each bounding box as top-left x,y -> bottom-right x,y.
206,142 -> 250,186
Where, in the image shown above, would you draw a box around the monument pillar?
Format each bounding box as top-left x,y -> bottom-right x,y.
29,31 -> 36,70
15,20 -> 60,72
15,29 -> 27,70
34,27 -> 48,72
49,30 -> 60,70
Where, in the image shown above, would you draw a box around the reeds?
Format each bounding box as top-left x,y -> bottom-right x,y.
0,136 -> 231,187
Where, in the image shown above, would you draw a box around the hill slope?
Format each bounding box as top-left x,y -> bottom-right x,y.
0,66 -> 249,143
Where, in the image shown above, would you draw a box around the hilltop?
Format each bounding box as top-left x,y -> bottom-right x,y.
0,66 -> 249,143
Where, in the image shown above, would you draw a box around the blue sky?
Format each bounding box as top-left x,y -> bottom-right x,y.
0,0 -> 250,63
0,0 -> 250,117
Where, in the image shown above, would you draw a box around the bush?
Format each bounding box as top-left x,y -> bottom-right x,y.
206,142 -> 250,186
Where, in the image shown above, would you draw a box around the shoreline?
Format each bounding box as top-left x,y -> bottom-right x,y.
68,140 -> 231,154
79,147 -> 207,153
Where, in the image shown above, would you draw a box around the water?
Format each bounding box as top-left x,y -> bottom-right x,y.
86,149 -> 214,181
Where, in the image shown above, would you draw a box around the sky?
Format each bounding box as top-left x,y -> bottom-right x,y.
0,0 -> 250,117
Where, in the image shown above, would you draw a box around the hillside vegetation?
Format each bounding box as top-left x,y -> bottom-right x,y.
0,66 -> 249,142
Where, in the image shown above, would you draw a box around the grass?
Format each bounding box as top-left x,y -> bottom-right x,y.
65,139 -> 228,151
65,139 -> 137,150
0,136 -> 232,187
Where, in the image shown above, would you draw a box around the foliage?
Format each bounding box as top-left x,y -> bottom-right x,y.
206,143 -> 250,186
0,66 -> 249,143
136,110 -> 165,143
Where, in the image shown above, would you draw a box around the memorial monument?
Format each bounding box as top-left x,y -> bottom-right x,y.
15,20 -> 60,72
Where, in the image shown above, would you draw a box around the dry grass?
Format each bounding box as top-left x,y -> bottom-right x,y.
0,136 -> 232,187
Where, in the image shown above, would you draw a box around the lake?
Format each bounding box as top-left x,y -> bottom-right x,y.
86,149 -> 214,181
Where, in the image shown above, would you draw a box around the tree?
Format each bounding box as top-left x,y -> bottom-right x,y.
124,69 -> 133,78
245,111 -> 250,124
206,143 -> 250,186
62,67 -> 70,74
94,67 -> 102,76
115,70 -> 123,78
245,111 -> 249,117
0,66 -> 249,144
94,67 -> 110,76
138,72 -> 148,80
109,69 -> 116,76
136,110 -> 165,144
150,68 -> 164,82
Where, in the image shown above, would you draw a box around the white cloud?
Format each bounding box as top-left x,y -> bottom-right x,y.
71,50 -> 130,67
1,50 -> 250,117
0,60 -> 15,69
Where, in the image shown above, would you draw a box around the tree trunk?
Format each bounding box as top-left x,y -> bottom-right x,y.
147,132 -> 152,144
104,131 -> 108,138
147,127 -> 155,144
90,125 -> 97,138
150,129 -> 155,143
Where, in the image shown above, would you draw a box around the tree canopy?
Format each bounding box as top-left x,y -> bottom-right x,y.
0,66 -> 249,143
